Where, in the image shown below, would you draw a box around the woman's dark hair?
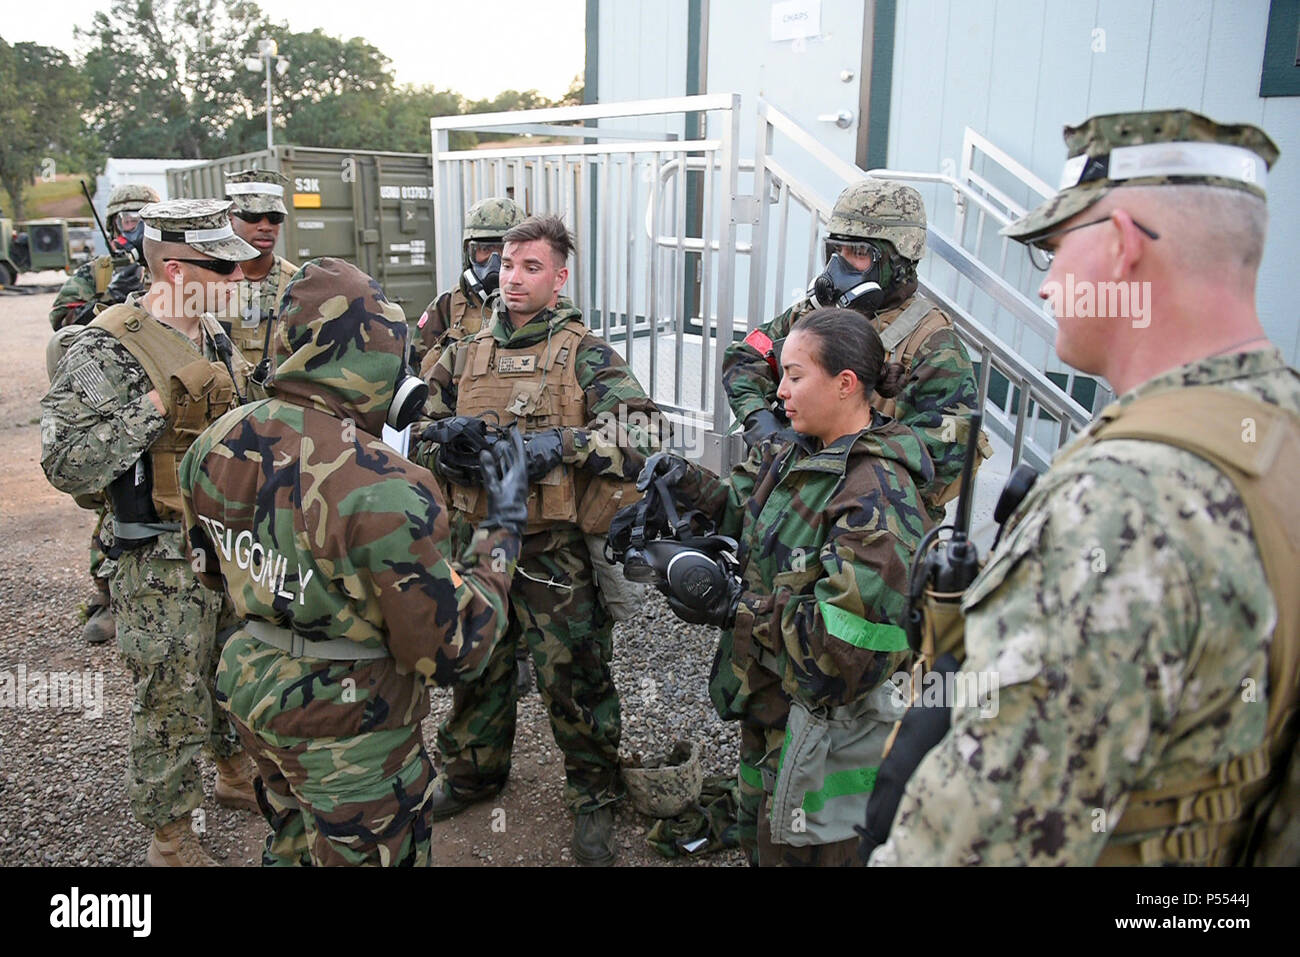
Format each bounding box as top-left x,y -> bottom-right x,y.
790,307 -> 906,400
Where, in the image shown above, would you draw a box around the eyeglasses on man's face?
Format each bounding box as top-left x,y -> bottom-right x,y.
1027,215 -> 1160,271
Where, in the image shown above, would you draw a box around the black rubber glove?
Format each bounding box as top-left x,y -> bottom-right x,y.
523,428 -> 564,482
424,415 -> 490,486
480,427 -> 529,537
72,299 -> 100,325
742,409 -> 792,450
106,262 -> 144,303
856,653 -> 960,863
662,573 -> 743,630
636,451 -> 690,493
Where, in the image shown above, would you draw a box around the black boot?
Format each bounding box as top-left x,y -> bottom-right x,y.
429,780 -> 504,822
572,806 -> 616,866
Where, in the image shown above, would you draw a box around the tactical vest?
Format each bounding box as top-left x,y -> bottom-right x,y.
419,287 -> 488,381
448,317 -> 639,535
225,257 -> 296,369
870,295 -> 954,420
91,304 -> 237,522
1060,388 -> 1299,867
874,295 -> 992,506
915,384 -> 1299,865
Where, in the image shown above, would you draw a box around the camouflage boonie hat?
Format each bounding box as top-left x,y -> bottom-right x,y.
621,740 -> 703,818
138,199 -> 258,261
1004,109 -> 1280,242
106,184 -> 160,220
828,178 -> 928,261
225,168 -> 289,215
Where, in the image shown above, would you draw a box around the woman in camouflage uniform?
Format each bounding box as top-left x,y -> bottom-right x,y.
645,307 -> 934,865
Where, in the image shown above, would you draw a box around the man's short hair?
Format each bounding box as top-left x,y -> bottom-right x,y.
503,215 -> 574,267
1100,184 -> 1268,283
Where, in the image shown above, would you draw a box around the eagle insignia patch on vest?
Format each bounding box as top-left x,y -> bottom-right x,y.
498,354 -> 538,374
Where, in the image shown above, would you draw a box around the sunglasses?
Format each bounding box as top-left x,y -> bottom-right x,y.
233,210 -> 286,225
164,257 -> 243,275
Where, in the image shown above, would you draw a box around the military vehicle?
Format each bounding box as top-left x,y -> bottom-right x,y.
1,217 -> 72,286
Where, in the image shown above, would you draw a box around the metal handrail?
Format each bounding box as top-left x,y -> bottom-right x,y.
426,95 -> 1101,473
751,99 -> 1096,465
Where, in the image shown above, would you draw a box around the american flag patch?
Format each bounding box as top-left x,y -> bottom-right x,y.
71,362 -> 111,408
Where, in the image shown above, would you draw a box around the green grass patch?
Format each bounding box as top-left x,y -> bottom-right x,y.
1,175 -> 94,221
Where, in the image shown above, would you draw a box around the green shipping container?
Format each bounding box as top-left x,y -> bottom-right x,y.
167,146 -> 436,320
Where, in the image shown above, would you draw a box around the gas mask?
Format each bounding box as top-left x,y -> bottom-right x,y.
388,358 -> 429,430
114,219 -> 145,260
462,250 -> 503,303
811,252 -> 886,313
606,468 -> 740,619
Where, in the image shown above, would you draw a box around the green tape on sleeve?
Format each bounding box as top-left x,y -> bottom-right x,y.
801,766 -> 878,814
818,601 -> 909,652
738,760 -> 763,790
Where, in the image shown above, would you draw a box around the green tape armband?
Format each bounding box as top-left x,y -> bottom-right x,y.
818,601 -> 909,652
801,767 -> 879,814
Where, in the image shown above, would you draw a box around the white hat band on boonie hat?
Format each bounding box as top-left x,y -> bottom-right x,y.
1059,141 -> 1268,192
225,182 -> 285,197
144,224 -> 237,243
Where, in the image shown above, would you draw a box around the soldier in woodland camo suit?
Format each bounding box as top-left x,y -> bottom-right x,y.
415,196 -> 525,375
415,215 -> 665,866
644,307 -> 934,866
723,177 -> 986,522
870,110 -> 1300,867
49,183 -> 158,331
179,257 -> 532,867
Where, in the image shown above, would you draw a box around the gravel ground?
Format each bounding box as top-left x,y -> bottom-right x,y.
0,282 -> 746,867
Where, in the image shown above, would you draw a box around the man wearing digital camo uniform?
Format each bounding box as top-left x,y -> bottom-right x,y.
221,168 -> 298,380
41,198 -> 263,866
48,183 -> 160,646
868,110 -> 1300,867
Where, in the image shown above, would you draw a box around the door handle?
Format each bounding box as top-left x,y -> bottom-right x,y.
817,110 -> 854,129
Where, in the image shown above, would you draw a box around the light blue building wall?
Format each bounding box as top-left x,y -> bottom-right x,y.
887,0 -> 1300,364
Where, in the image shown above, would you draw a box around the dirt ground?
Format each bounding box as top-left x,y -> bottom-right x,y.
0,278 -> 739,867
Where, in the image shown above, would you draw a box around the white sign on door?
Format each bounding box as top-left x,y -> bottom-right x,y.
771,0 -> 821,42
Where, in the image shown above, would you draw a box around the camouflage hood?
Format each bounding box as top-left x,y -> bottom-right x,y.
269,258 -> 409,436
806,415 -> 935,494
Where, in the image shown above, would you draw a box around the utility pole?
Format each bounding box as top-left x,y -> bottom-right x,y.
245,38 -> 289,150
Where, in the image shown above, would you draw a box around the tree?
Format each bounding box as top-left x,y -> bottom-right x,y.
225,26 -> 395,153
78,0 -> 271,158
559,73 -> 584,107
0,37 -> 100,219
74,1 -> 582,161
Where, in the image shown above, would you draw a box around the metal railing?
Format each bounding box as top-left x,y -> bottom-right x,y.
429,96 -> 1100,473
747,99 -> 1098,470
430,95 -> 743,474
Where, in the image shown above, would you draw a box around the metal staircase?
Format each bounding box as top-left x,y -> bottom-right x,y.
429,95 -> 1096,480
